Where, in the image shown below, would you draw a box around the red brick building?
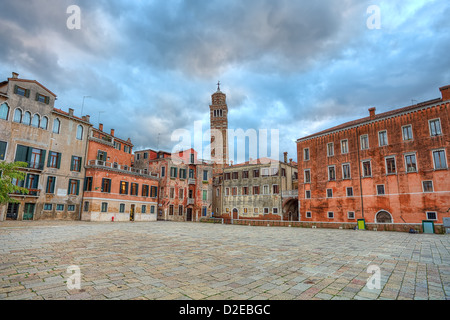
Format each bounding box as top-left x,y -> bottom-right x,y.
134,148 -> 214,222
81,124 -> 159,222
297,85 -> 450,230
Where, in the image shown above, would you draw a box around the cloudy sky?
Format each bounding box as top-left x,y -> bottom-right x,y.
1,0 -> 449,163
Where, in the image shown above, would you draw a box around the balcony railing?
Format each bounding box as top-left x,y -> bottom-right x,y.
12,189 -> 40,197
187,198 -> 195,205
87,160 -> 159,178
188,178 -> 196,185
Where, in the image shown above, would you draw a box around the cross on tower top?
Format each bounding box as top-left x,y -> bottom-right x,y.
217,81 -> 221,91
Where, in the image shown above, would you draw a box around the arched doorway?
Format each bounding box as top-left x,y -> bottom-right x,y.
232,208 -> 238,220
283,199 -> 299,221
375,210 -> 393,223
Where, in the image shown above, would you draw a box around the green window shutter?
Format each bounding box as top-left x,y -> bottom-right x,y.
25,89 -> 30,98
78,157 -> 82,172
14,85 -> 18,94
47,152 -> 52,167
15,145 -> 28,162
39,150 -> 46,170
35,93 -> 39,101
76,180 -> 80,195
125,182 -> 129,195
57,153 -> 61,169
108,179 -> 111,193
70,156 -> 74,171
68,179 -> 71,194
45,96 -> 50,105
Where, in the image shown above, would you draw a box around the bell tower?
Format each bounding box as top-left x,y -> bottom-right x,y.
210,81 -> 229,170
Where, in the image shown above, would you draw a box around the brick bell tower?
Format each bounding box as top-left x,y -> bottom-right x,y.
210,81 -> 229,171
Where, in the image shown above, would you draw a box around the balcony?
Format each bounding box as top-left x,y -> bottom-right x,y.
188,178 -> 196,185
187,198 -> 195,205
12,189 -> 40,197
24,162 -> 44,171
87,160 -> 159,178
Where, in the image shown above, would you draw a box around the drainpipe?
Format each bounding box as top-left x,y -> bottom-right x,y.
356,126 -> 364,219
79,125 -> 91,221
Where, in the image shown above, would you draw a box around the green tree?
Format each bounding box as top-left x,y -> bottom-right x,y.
0,161 -> 29,204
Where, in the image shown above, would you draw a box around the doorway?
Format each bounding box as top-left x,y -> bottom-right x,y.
130,204 -> 135,221
7,203 -> 19,220
232,208 -> 238,220
23,203 -> 35,221
186,208 -> 193,221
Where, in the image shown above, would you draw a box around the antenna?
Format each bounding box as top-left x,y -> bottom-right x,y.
98,111 -> 105,125
81,96 -> 91,116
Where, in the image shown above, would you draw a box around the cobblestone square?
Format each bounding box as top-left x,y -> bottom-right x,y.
0,221 -> 449,300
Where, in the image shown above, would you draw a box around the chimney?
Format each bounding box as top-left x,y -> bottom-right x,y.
284,152 -> 288,163
12,72 -> 19,79
289,158 -> 293,165
85,115 -> 90,123
99,123 -> 103,131
440,85 -> 450,101
111,129 -> 115,136
369,107 -> 376,119
68,108 -> 74,117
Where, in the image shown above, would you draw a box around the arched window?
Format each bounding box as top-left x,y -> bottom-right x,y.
76,125 -> 83,140
40,116 -> 48,130
13,108 -> 22,123
53,118 -> 60,134
31,114 -> 40,128
0,103 -> 9,120
23,111 -> 31,125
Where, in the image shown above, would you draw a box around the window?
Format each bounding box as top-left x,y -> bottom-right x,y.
306,211 -> 312,219
57,204 -> 64,211
264,208 -> 269,214
31,114 -> 40,128
432,150 -> 447,169
68,179 -> 80,195
170,167 -> 177,178
405,154 -> 417,173
242,186 -> 249,195
190,153 -> 194,164
142,185 -> 149,197
23,111 -> 31,125
225,187 -> 230,196
53,118 -> 60,134
328,212 -> 334,219
262,168 -> 269,176
46,176 -> 56,194
84,177 -> 93,192
422,181 -> 434,193
202,190 -> 207,201
341,140 -> 348,154
14,85 -> 29,97
362,161 -> 372,177
253,169 -> 260,178
40,116 -> 48,130
348,212 -> 355,219
76,125 -> 83,140
202,207 -> 207,217
101,202 -> 108,213
273,185 -> 279,194
242,171 -> 249,179
328,166 -> 336,181
232,172 -> 239,179
84,202 -> 89,212
305,190 -> 311,199
68,205 -> 75,212
101,178 -> 111,193
70,156 -> 82,172
36,93 -> 50,104
120,181 -> 129,195
342,163 -> 351,179
178,205 -> 183,215
327,143 -> 334,157
25,174 -> 39,190
169,205 -> 174,215
426,212 -> 437,221
97,150 -> 107,161
0,103 -> 9,120
203,170 -> 208,181
385,157 -> 396,175
360,135 -> 369,150
13,108 -> 22,123
119,203 -> 125,213
303,148 -> 310,161
232,187 -> 237,196
179,168 -> 187,179
161,166 -> 166,177
130,183 -> 139,196
273,208 -> 278,214
253,208 -> 259,215
429,119 -> 442,136
151,206 -> 155,214
169,187 -> 175,199
47,151 -> 61,169
253,186 -> 260,195
377,185 -> 385,195
378,131 -> 388,147
0,141 -> 7,160
263,185 -> 269,195
402,125 -> 413,141
224,172 -> 231,180
142,205 -> 147,214
304,169 -> 311,183
150,186 -> 158,198
346,187 -> 353,197
326,189 -> 333,198
44,204 -> 52,211
15,145 -> 45,169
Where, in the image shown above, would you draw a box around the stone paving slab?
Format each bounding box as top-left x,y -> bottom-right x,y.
0,220 -> 449,300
